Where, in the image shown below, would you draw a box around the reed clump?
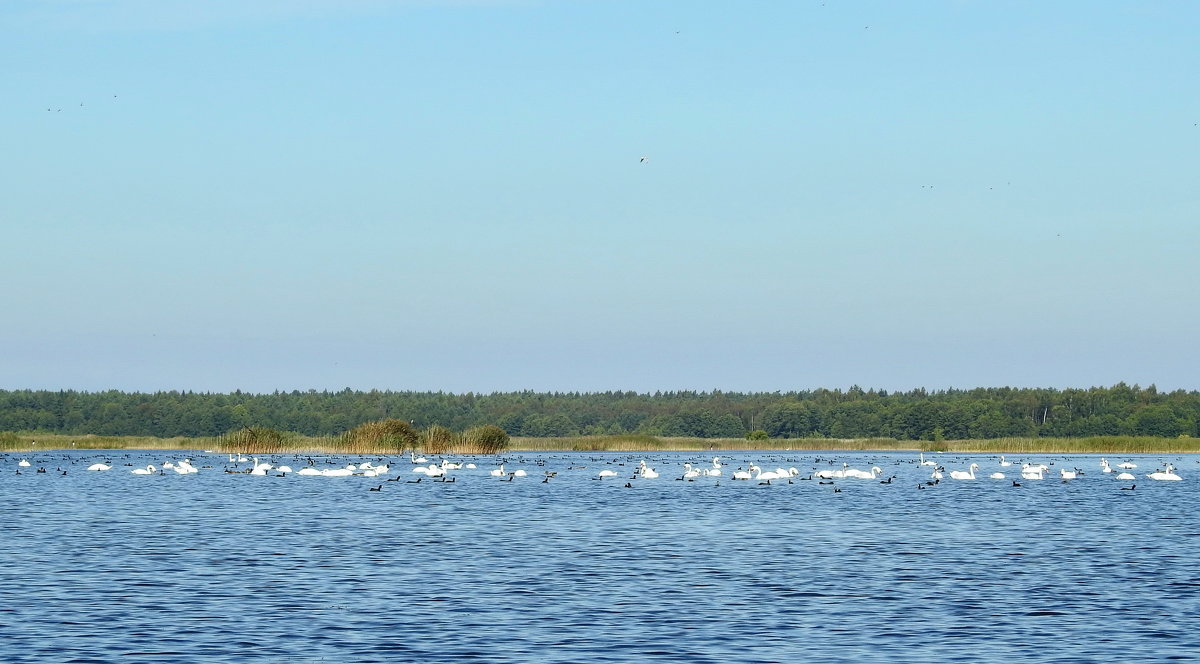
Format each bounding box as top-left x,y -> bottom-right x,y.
420,424 -> 458,455
459,425 -> 510,454
339,419 -> 420,455
0,432 -> 22,451
213,426 -> 295,453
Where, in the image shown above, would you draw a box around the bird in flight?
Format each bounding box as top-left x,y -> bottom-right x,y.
640,156 -> 649,163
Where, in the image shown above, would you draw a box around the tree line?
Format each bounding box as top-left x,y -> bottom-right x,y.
0,384 -> 1196,440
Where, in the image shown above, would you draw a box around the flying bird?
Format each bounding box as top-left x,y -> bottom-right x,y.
639,156 -> 649,163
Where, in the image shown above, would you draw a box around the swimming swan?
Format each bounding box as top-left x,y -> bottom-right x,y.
949,463 -> 979,480
814,463 -> 850,479
1020,464 -> 1044,480
1148,465 -> 1182,481
732,465 -> 760,480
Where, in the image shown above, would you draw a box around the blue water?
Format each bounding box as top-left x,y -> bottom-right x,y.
3,450 -> 1199,663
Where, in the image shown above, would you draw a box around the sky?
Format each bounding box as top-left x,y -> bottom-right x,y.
2,0 -> 1198,394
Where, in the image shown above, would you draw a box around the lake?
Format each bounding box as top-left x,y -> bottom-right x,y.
3,450 -> 1198,663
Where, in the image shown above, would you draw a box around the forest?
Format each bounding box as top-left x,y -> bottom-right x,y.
0,384 -> 1196,440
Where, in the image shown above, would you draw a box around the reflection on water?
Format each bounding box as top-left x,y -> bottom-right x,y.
3,450 -> 1199,663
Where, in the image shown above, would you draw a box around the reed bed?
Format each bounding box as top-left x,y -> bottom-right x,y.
2,431 -> 1197,455
923,436 -> 1200,454
0,433 -> 199,452
203,421 -> 510,455
509,435 -> 917,452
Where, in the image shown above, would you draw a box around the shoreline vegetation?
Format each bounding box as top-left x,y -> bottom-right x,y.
1,430 -> 1197,455
3,385 -> 1198,443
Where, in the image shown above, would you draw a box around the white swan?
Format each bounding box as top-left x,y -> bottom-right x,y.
1100,458 -> 1112,473
131,464 -> 157,475
733,464 -> 759,480
1117,461 -> 1137,469
1148,465 -> 1182,481
1060,468 -> 1077,480
276,465 -> 294,473
999,455 -> 1012,467
682,463 -> 702,479
949,463 -> 979,480
490,464 -> 507,477
86,463 -> 112,471
512,469 -> 527,477
814,463 -> 850,479
17,459 -> 31,467
845,466 -> 882,479
1020,464 -> 1044,480
320,467 -> 354,477
638,460 -> 659,479
1115,471 -> 1135,481
755,467 -> 785,481
597,469 -> 618,478
989,472 -> 1006,479
297,467 -> 322,476
919,452 -> 937,467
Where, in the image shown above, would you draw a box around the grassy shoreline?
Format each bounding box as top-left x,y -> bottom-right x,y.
1,432 -> 1198,455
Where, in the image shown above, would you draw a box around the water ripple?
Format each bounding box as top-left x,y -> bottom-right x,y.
3,450 -> 1200,662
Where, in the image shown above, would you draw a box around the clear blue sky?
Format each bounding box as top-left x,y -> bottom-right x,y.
2,0 -> 1197,394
